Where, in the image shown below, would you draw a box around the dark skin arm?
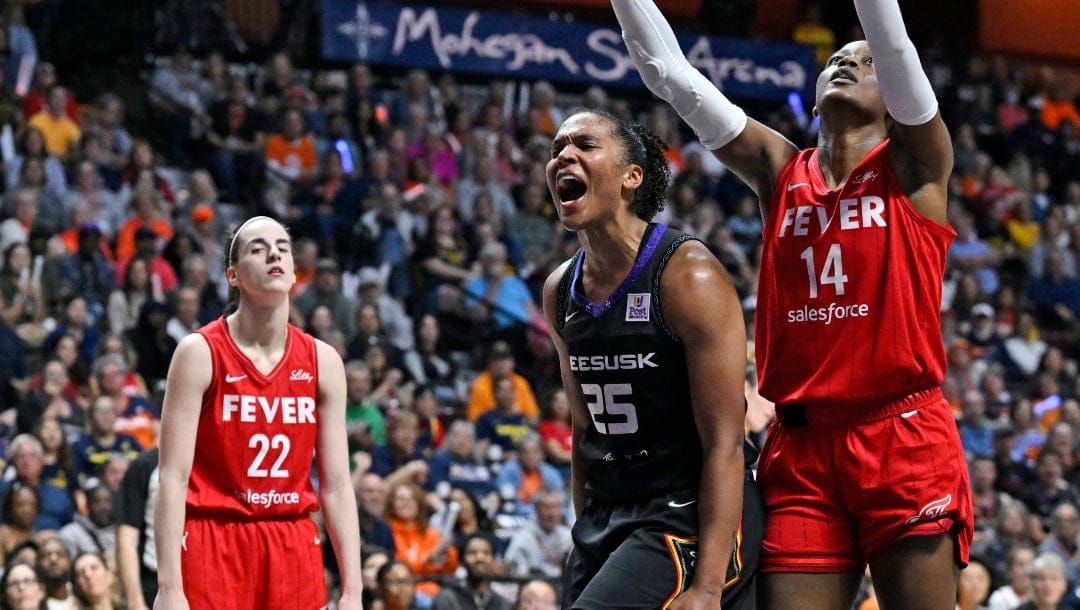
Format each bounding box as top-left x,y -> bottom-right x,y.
711,119 -> 800,220
661,241 -> 747,610
885,113 -> 952,226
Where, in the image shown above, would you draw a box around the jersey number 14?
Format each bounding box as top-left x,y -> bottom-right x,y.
800,244 -> 848,298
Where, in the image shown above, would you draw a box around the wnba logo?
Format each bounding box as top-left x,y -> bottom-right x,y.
625,293 -> 651,322
906,494 -> 952,524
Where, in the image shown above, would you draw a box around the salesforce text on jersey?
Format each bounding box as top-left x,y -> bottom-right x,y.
787,302 -> 870,325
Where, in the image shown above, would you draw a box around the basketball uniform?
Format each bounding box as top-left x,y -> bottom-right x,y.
755,140 -> 973,572
557,224 -> 760,609
182,318 -> 326,609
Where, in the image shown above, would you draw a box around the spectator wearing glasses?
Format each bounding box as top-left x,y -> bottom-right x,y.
0,561 -> 46,610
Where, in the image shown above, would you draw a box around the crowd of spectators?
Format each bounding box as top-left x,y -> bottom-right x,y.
0,2 -> 1074,609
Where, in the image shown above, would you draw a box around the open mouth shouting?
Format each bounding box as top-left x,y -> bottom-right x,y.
556,172 -> 587,206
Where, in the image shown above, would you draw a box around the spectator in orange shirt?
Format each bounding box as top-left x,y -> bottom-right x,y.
383,479 -> 459,598
114,189 -> 174,263
92,353 -> 159,449
265,108 -> 318,215
466,341 -> 539,421
114,227 -> 178,298
1039,84 -> 1080,132
291,236 -> 319,296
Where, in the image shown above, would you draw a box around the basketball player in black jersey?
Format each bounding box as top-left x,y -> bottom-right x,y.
541,108 -> 759,610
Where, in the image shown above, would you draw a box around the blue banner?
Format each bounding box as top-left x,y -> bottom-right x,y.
322,0 -> 816,102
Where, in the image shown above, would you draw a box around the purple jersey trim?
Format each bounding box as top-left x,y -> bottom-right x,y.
570,224 -> 667,317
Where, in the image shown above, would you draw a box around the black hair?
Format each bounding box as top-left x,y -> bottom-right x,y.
375,559 -> 414,587
2,541 -> 39,572
1,482 -> 40,527
447,485 -> 494,534
456,531 -> 497,560
569,107 -> 671,221
1,241 -> 28,273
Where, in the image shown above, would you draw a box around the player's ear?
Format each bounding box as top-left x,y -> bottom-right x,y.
622,163 -> 644,191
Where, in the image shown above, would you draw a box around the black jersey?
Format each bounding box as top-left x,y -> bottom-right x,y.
557,223 -> 702,503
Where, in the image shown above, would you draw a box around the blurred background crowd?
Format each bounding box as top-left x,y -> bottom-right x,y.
0,0 -> 1073,608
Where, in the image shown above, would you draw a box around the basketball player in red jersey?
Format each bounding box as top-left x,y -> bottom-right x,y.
612,0 -> 973,608
153,216 -> 362,610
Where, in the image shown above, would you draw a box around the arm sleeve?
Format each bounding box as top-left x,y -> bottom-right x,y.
612,0 -> 747,149
852,0 -> 938,126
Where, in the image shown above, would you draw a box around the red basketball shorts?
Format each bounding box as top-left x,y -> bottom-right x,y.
181,516 -> 327,609
757,390 -> 973,573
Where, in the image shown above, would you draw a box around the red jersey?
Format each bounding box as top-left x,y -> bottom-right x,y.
186,318 -> 320,519
755,140 -> 955,408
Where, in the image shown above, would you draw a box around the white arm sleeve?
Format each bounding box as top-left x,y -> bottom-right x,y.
853,0 -> 938,126
612,0 -> 746,150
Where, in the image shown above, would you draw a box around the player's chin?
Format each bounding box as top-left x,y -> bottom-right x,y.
557,205 -> 591,232
258,278 -> 295,293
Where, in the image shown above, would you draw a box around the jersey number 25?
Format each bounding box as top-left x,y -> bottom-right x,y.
581,383 -> 638,435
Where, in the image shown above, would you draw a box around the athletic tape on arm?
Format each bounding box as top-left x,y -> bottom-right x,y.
853,0 -> 938,126
613,0 -> 746,150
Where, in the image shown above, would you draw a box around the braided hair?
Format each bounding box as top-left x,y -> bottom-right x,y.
575,107 -> 671,221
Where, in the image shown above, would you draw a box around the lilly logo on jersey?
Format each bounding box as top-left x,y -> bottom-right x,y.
852,170 -> 879,184
290,369 -> 314,382
625,293 -> 651,322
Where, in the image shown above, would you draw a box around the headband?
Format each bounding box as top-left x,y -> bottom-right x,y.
227,216 -> 276,267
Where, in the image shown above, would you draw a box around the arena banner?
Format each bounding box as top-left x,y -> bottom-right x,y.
322,0 -> 816,102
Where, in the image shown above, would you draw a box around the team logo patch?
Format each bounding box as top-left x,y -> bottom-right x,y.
662,531 -> 745,609
906,493 -> 953,524
626,293 -> 651,322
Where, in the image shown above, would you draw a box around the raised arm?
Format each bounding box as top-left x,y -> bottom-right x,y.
541,260 -> 590,517
661,241 -> 747,609
855,0 -> 952,224
315,339 -> 364,610
153,334 -> 212,610
611,0 -> 798,213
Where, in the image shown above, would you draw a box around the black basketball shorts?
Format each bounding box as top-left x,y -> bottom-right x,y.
563,474 -> 763,610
